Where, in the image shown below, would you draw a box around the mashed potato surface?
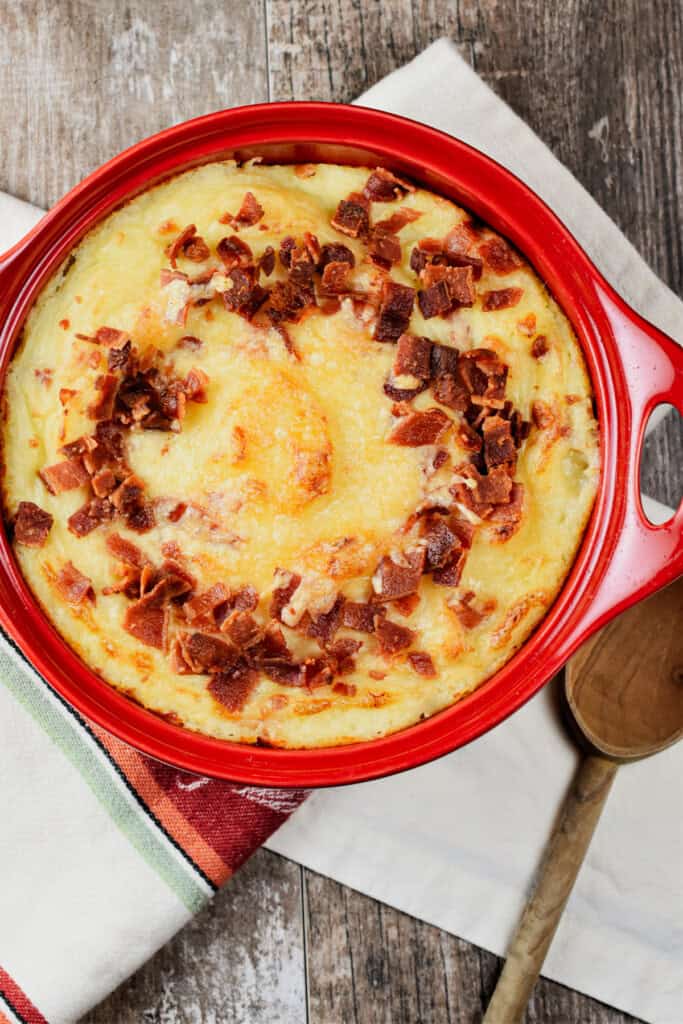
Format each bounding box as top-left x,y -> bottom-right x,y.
1,162 -> 599,747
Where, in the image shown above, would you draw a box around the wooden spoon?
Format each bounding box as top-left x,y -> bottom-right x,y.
483,575 -> 683,1024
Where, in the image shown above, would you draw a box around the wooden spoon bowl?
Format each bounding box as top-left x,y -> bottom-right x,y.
567,576 -> 683,759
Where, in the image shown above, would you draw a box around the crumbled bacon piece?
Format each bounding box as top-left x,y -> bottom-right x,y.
259,659 -> 305,687
368,229 -> 402,268
363,167 -> 415,202
394,333 -> 432,380
482,287 -> 524,312
410,246 -> 429,275
372,549 -> 425,601
531,335 -> 549,359
221,267 -> 268,319
320,260 -> 352,294
110,475 -> 155,534
56,561 -> 95,605
288,244 -> 316,287
279,236 -> 296,268
297,654 -> 333,690
259,246 -> 275,276
106,532 -> 149,568
166,225 -> 210,267
88,374 -> 118,421
443,224 -> 477,257
270,571 -> 302,622
430,343 -> 459,379
332,680 -> 357,697
427,264 -> 475,306
110,474 -> 143,514
382,376 -> 429,402
517,313 -> 537,336
342,601 -> 376,633
456,420 -> 483,452
184,236 -> 210,263
318,243 -> 355,270
374,208 -> 422,234
39,458 -> 89,495
420,514 -> 461,571
222,610 -> 262,649
419,276 -> 454,319
482,415 -> 516,470
208,662 -> 258,712
487,483 -> 525,541
433,373 -> 469,412
393,592 -> 420,617
265,280 -> 314,325
108,340 -> 132,372
302,232 -> 321,263
184,583 -> 231,626
91,467 -> 117,497
183,367 -> 210,403
76,326 -> 130,348
431,547 -> 467,586
450,512 -> 476,549
228,584 -> 259,613
390,407 -> 451,446
408,651 -> 436,677
374,616 -> 415,656
251,620 -> 291,663
68,497 -> 115,537
480,465 -> 515,504
478,236 -> 523,275
13,501 -> 53,547
324,637 -> 360,676
331,194 -> 370,239
306,594 -> 346,647
375,281 -> 415,342
123,585 -> 169,650
459,349 -> 508,408
419,265 -> 475,318
234,191 -> 264,227
180,631 -> 240,673
217,235 -> 253,268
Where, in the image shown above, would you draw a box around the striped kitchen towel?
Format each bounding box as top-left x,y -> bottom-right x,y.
0,622 -> 305,1024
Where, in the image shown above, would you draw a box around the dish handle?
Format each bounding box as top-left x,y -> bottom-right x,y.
584,287 -> 683,634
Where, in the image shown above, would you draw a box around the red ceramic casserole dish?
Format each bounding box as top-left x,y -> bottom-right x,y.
0,103 -> 681,787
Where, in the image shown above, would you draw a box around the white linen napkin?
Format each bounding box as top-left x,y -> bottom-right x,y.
269,39 -> 683,1024
0,38 -> 680,1024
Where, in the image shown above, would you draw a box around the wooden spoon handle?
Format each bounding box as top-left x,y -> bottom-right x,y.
483,754 -> 618,1024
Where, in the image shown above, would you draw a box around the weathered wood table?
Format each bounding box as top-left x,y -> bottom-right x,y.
1,2 -> 680,1021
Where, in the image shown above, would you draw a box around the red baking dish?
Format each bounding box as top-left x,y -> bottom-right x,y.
0,103 -> 681,787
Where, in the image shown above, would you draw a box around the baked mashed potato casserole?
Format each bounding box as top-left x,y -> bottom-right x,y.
1,162 -> 599,747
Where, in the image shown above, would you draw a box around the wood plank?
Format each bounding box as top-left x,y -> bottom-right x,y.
0,0 -> 268,209
80,849 -> 306,1024
266,0 -> 415,102
304,869 -> 643,1023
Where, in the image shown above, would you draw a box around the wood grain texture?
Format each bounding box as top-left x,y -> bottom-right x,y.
0,1 -> 680,1022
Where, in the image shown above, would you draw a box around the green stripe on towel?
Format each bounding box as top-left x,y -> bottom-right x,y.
0,646 -> 210,914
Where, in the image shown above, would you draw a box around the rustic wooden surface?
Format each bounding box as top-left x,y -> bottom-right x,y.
0,1 -> 680,1021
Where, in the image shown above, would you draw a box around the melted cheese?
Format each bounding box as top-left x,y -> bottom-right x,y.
1,162 -> 599,747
